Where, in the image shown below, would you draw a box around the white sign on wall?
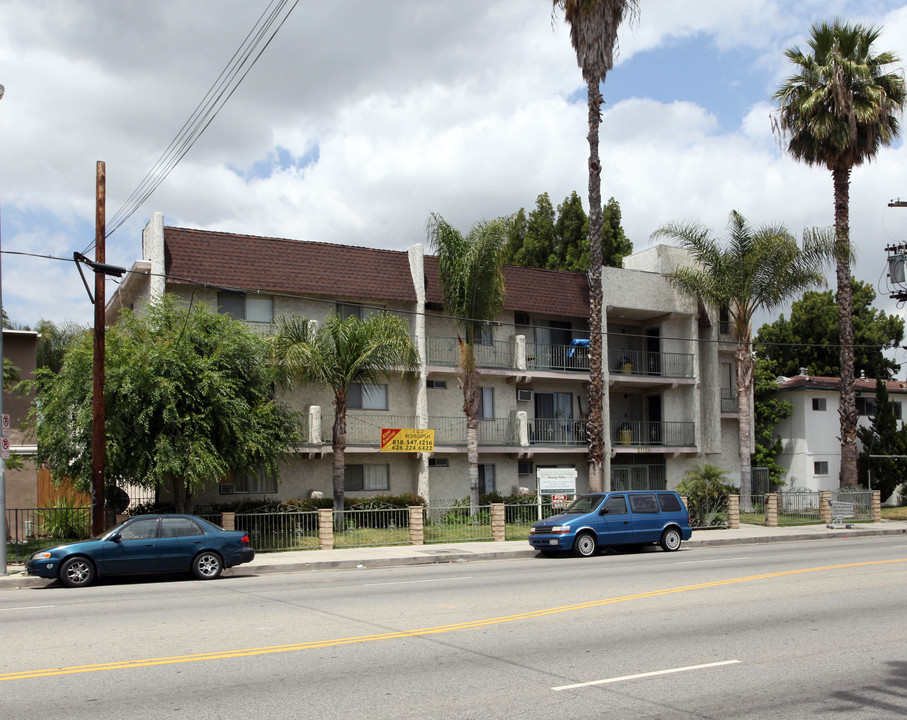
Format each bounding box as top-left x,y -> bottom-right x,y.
537,468 -> 577,495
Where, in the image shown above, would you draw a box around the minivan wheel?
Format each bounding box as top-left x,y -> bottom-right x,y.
660,527 -> 682,552
573,532 -> 597,558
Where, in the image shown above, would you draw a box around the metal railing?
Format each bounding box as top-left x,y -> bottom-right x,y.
332,507 -> 412,548
608,349 -> 694,378
526,342 -> 589,372
426,337 -> 513,369
721,387 -> 737,413
5,507 -> 92,564
234,510 -> 319,551
612,420 -> 695,447
423,503 -> 494,543
529,419 -> 588,445
334,414 -> 417,445
431,416 -> 515,445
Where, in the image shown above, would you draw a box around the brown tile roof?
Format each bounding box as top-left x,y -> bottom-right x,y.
776,375 -> 907,395
163,226 -> 592,319
164,227 -> 418,303
424,256 -> 590,318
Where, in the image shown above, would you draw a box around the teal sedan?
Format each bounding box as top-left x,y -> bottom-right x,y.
25,515 -> 254,587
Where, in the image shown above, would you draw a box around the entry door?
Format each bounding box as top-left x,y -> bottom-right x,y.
646,327 -> 661,375
535,392 -> 573,442
647,395 -> 662,445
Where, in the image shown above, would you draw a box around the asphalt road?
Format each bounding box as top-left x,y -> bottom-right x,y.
2,536 -> 906,719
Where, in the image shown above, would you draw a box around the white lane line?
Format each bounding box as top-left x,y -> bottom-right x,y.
679,556 -> 752,564
364,577 -> 472,587
0,605 -> 55,612
552,660 -> 741,691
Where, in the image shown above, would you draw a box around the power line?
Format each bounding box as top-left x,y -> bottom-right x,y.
89,0 -> 299,249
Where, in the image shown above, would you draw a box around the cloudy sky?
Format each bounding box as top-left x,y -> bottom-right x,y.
2,0 -> 907,345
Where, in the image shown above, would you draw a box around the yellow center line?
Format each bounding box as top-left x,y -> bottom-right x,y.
3,558 -> 903,682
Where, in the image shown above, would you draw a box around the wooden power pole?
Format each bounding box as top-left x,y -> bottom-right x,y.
91,161 -> 106,537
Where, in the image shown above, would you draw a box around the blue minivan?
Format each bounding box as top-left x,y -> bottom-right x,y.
529,491 -> 692,557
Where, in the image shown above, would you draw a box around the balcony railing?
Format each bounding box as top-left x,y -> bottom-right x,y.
431,416 -> 515,445
426,337 -> 513,368
612,420 -> 695,447
529,419 -> 588,445
608,349 -> 694,379
332,414 -> 417,446
721,387 -> 737,413
526,343 -> 589,372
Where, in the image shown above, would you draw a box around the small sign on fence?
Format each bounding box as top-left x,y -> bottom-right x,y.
537,468 -> 577,495
380,428 -> 435,453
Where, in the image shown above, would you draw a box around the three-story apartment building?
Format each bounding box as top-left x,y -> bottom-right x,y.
109,213 -> 743,504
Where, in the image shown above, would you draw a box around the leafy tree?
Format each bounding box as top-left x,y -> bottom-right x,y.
857,379 -> 907,503
653,211 -> 830,509
270,312 -> 419,516
551,0 -> 638,491
30,295 -> 299,513
35,319 -> 88,374
428,213 -> 506,509
757,279 -> 904,381
504,192 -> 632,272
752,358 -> 793,487
773,20 -> 906,486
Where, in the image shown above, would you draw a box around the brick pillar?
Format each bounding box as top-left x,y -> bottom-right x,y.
727,494 -> 740,529
765,493 -> 778,527
318,508 -> 334,550
820,491 -> 831,525
872,490 -> 882,522
409,506 -> 424,545
491,503 -> 505,542
220,512 -> 235,531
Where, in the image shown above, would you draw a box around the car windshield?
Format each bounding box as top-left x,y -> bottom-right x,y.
562,494 -> 604,513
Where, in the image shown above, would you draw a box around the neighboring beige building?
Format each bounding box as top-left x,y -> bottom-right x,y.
108,213 -> 744,505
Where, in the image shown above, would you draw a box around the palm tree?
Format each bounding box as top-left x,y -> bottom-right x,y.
427,213 -> 506,510
270,312 -> 419,517
552,0 -> 638,491
653,211 -> 830,509
773,20 -> 906,486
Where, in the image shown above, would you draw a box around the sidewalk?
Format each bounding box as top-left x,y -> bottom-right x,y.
5,520 -> 907,589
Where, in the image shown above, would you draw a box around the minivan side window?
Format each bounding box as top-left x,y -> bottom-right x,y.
658,494 -> 682,512
628,494 -> 658,513
603,495 -> 628,515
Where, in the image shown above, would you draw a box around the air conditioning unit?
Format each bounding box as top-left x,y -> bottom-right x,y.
518,461 -> 534,475
517,389 -> 532,402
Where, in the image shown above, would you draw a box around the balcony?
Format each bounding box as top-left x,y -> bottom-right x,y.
611,420 -> 695,448
526,342 -> 589,372
721,387 -> 737,413
426,337 -> 514,369
608,348 -> 694,379
335,414 -> 516,447
529,418 -> 588,446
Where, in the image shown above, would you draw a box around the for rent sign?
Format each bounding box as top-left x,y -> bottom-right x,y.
380,428 -> 435,453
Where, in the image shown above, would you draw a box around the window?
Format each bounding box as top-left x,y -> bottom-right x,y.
475,325 -> 493,345
814,461 -> 829,475
658,494 -> 682,512
628,494 -> 658,513
348,383 -> 388,410
427,380 -> 447,389
478,387 -> 494,419
428,457 -> 449,467
346,464 -> 389,491
478,464 -> 495,494
225,468 -> 278,494
812,398 -> 827,411
161,517 -> 203,538
119,518 -> 159,540
336,303 -> 362,319
603,495 -> 628,515
856,397 -> 877,417
217,292 -> 273,324
518,460 -> 534,475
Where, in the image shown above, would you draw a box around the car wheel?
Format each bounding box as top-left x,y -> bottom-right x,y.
59,557 -> 95,588
660,527 -> 682,552
192,551 -> 223,580
573,532 -> 597,558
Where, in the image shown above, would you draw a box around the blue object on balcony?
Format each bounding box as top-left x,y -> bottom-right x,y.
567,338 -> 590,358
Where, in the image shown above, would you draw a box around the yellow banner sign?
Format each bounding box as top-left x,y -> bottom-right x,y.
380,428 -> 435,452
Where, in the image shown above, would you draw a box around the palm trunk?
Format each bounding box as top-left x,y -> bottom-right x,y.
462,359 -> 481,513
332,394 -> 347,527
586,77 -> 605,492
735,341 -> 755,512
833,166 -> 858,487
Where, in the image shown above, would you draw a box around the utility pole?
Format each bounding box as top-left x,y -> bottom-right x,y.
91,161 -> 106,537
